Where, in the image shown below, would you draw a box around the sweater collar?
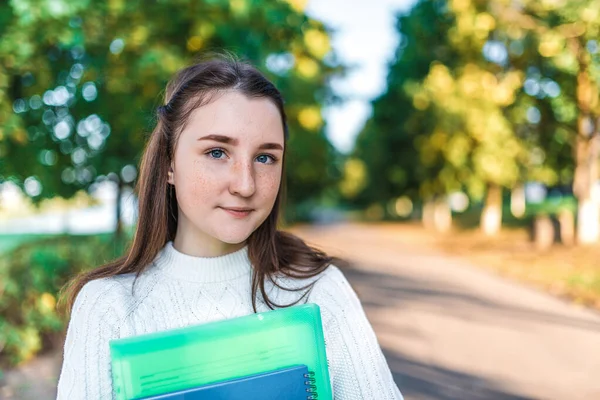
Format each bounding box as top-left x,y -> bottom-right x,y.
154,241 -> 252,283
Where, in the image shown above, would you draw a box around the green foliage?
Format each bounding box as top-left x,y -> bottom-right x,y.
0,233 -> 54,254
0,0 -> 345,217
353,0 -> 599,226
351,0 -> 453,208
526,195 -> 577,216
0,234 -> 125,366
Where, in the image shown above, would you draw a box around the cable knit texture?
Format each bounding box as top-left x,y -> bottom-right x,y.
56,242 -> 403,399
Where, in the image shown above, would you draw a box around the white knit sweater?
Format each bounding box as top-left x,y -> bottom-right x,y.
56,242 -> 403,399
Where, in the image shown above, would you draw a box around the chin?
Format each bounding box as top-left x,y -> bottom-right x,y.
214,230 -> 254,245
218,237 -> 249,245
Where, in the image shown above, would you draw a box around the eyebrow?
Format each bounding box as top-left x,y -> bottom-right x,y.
197,134 -> 283,150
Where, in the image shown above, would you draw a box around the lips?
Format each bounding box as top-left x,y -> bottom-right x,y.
220,207 -> 254,218
221,207 -> 254,212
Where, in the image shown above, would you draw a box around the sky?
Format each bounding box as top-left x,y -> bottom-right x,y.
305,0 -> 418,153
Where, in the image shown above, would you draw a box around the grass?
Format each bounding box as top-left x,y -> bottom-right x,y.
0,234 -> 55,254
0,231 -> 131,257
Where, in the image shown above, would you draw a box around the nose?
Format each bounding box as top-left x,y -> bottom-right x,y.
229,158 -> 256,198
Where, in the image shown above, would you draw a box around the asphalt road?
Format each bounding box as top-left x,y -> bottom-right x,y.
293,223 -> 600,400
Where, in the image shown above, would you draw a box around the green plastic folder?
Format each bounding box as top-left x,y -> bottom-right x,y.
109,303 -> 332,400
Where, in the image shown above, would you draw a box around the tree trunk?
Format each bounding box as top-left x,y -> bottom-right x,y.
481,183 -> 502,236
510,185 -> 526,218
577,196 -> 599,244
433,199 -> 452,232
557,209 -> 575,246
422,200 -> 435,229
423,197 -> 452,232
533,214 -> 554,251
573,118 -> 599,244
571,37 -> 600,244
115,179 -> 123,241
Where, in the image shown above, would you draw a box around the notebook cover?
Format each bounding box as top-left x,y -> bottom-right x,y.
110,303 -> 331,400
141,365 -> 313,400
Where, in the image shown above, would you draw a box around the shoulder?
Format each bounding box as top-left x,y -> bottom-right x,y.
311,265 -> 356,298
70,275 -> 136,324
317,264 -> 349,283
75,275 -> 135,305
308,264 -> 364,316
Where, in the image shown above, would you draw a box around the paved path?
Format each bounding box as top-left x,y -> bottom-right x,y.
3,223 -> 600,399
292,223 -> 600,400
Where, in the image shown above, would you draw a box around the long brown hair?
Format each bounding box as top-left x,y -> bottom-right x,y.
60,54 -> 344,314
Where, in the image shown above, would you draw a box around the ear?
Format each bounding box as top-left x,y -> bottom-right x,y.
167,165 -> 175,185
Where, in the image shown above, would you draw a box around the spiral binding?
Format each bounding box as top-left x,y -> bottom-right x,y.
303,371 -> 318,399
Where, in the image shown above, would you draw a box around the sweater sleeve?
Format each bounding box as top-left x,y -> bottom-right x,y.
309,266 -> 403,400
56,279 -> 125,400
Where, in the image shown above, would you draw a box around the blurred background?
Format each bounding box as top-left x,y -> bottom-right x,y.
1,0 -> 600,399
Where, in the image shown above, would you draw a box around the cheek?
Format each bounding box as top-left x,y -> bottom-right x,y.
176,160 -> 218,207
257,169 -> 282,200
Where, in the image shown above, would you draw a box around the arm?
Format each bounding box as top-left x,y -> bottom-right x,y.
310,266 -> 403,400
56,279 -> 123,400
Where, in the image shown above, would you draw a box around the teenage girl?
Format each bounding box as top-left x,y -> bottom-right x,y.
56,56 -> 403,399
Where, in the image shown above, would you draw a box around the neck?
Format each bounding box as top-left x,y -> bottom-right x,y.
173,231 -> 247,258
154,241 -> 252,283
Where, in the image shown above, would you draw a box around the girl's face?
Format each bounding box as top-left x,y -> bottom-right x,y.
168,91 -> 284,256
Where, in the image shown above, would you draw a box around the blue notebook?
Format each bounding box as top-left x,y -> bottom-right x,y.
141,365 -> 315,400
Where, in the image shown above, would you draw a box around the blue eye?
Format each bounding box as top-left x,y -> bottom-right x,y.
206,149 -> 276,164
256,154 -> 275,164
208,149 -> 225,159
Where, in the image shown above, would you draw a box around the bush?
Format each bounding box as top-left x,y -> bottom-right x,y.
0,234 -> 127,367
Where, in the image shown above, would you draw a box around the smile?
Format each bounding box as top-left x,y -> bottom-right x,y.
220,207 -> 254,218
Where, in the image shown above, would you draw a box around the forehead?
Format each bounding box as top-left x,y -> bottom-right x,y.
182,91 -> 284,143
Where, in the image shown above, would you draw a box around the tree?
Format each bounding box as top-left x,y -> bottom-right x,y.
351,0 -> 457,226
354,0 -> 530,234
492,0 -> 600,243
0,0 -> 344,230
355,0 -> 596,239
